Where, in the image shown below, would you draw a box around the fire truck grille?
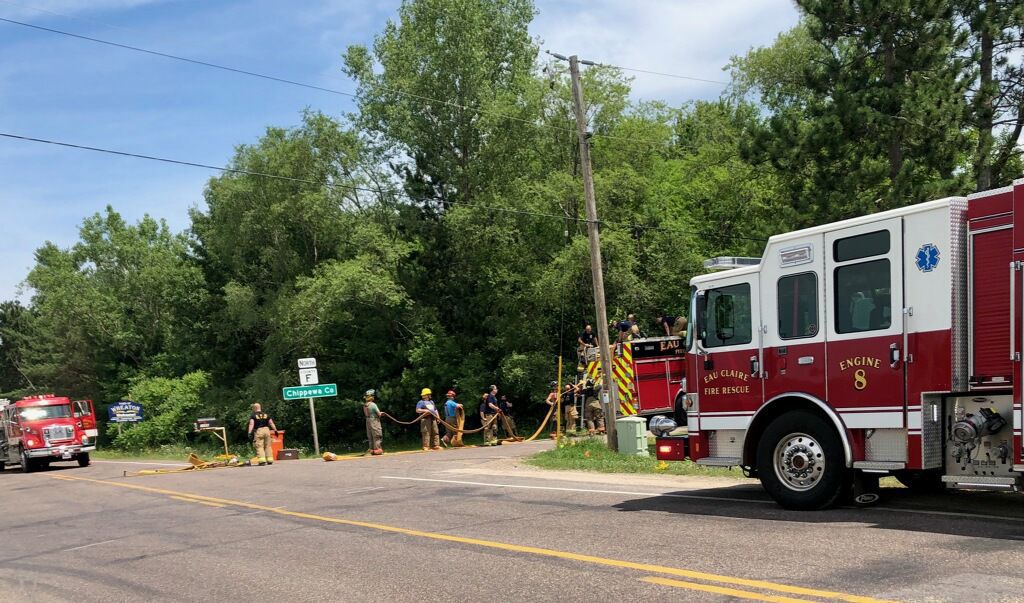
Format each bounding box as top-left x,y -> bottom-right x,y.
44,425 -> 74,442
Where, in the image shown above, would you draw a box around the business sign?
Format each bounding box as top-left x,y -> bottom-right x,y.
282,383 -> 337,400
297,357 -> 317,369
108,401 -> 143,423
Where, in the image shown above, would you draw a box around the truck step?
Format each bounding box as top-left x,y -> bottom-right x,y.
853,461 -> 905,471
696,457 -> 741,467
941,475 -> 1020,491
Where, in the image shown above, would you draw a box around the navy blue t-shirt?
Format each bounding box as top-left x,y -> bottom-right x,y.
483,394 -> 499,415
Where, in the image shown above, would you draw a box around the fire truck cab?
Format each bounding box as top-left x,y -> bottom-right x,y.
656,179 -> 1024,510
0,394 -> 97,473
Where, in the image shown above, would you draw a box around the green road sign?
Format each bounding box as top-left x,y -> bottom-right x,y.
282,383 -> 338,400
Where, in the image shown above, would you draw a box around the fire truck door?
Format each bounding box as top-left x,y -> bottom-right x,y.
694,272 -> 764,426
824,218 -> 906,428
761,236 -> 826,402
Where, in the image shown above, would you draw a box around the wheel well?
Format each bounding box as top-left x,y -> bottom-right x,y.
742,395 -> 851,468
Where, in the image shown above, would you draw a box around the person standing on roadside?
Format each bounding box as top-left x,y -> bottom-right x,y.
498,394 -> 516,438
481,387 -> 500,446
441,390 -> 462,448
416,388 -> 441,451
582,380 -> 605,435
247,403 -> 278,466
545,381 -> 559,439
363,389 -> 384,455
561,383 -> 579,435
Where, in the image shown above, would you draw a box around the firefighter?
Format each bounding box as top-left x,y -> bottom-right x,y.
577,324 -> 598,358
363,389 -> 383,455
481,387 -> 500,445
441,390 -> 462,448
498,394 -> 516,438
545,381 -> 559,439
656,314 -> 687,337
582,379 -> 605,435
562,383 -> 579,435
416,388 -> 441,450
247,403 -> 278,466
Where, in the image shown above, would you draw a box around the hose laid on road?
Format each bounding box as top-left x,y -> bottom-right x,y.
123,453 -> 244,477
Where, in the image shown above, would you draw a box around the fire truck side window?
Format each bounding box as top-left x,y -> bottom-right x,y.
704,284 -> 752,348
777,272 -> 818,339
834,230 -> 890,262
834,259 -> 892,334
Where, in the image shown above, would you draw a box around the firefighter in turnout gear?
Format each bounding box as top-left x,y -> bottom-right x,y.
582,379 -> 605,435
247,403 -> 278,466
363,389 -> 383,455
481,388 -> 500,446
562,383 -> 579,435
416,388 -> 441,451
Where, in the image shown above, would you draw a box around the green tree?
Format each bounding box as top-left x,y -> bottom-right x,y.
23,208 -> 206,400
735,3 -> 967,225
0,301 -> 34,395
343,0 -> 538,207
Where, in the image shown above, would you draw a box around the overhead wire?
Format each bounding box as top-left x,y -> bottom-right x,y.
0,130 -> 768,243
593,62 -> 729,86
0,16 -> 677,149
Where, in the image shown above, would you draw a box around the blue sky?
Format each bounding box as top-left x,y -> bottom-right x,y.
0,0 -> 799,301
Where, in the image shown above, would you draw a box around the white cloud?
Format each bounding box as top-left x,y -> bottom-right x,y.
532,0 -> 799,102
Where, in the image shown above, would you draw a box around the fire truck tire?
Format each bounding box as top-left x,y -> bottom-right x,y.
0,460 -> 5,472
894,470 -> 944,494
21,450 -> 37,473
756,411 -> 848,510
77,453 -> 91,467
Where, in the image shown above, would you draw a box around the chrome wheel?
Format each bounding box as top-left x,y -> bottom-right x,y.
773,432 -> 825,492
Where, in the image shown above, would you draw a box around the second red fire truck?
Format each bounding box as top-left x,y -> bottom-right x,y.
0,394 -> 97,472
654,179 -> 1024,509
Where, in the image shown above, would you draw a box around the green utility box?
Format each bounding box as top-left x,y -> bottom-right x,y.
616,416 -> 648,456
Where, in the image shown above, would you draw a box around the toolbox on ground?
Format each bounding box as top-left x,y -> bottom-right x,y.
276,448 -> 299,461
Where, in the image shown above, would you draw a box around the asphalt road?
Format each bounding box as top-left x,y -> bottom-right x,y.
2,442 -> 1023,603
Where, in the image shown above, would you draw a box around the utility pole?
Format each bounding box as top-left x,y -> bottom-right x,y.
554,52 -> 619,451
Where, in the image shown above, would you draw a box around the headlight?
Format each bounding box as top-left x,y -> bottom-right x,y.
649,415 -> 677,437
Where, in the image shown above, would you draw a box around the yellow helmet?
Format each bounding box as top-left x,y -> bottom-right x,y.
421,387 -> 432,397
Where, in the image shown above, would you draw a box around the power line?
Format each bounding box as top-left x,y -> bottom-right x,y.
542,48 -> 729,85
0,16 -> 673,148
596,63 -> 729,86
0,0 -> 130,33
0,130 -> 767,243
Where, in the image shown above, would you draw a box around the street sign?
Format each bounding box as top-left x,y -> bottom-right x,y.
297,357 -> 317,369
299,367 -> 319,385
282,383 -> 337,400
108,401 -> 143,423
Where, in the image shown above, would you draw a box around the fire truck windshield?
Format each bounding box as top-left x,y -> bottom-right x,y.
19,405 -> 72,421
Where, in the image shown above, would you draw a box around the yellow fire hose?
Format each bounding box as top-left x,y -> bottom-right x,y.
123,453 -> 245,477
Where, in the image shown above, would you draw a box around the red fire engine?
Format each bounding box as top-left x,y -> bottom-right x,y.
584,336 -> 686,422
0,394 -> 97,472
654,180 -> 1024,510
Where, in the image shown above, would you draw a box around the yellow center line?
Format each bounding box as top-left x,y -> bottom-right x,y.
641,576 -> 815,603
169,495 -> 226,508
49,474 -> 898,603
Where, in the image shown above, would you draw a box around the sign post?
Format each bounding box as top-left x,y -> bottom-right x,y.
308,398 -> 319,456
285,358 -> 333,455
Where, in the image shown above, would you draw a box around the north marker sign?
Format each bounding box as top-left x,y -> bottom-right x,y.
282,383 -> 337,401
